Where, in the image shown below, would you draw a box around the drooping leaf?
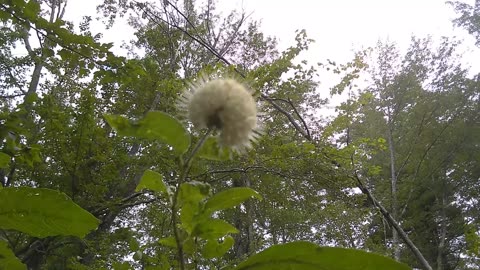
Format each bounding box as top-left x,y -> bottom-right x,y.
234,241 -> 411,270
0,152 -> 10,169
0,187 -> 100,238
0,241 -> 26,270
191,219 -> 238,239
198,137 -> 231,161
135,170 -> 168,194
202,236 -> 234,259
204,187 -> 262,214
104,111 -> 190,154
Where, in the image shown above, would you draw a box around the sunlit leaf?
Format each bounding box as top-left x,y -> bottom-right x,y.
104,111 -> 190,154
0,187 -> 100,238
205,187 -> 262,214
234,241 -> 411,270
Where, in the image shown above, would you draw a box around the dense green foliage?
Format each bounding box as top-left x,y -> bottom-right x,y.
0,0 -> 478,269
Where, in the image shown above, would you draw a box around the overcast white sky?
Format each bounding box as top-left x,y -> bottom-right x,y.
65,1 -> 480,67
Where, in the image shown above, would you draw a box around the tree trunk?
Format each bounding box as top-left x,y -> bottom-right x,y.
387,124 -> 400,261
436,183 -> 447,270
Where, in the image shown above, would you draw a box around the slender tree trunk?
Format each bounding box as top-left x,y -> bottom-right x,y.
233,173 -> 254,258
437,181 -> 447,270
387,124 -> 400,261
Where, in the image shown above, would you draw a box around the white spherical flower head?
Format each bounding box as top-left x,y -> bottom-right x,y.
181,78 -> 262,151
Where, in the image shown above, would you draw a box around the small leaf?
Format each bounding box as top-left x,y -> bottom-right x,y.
129,238 -> 140,252
0,187 -> 100,238
112,262 -> 131,270
178,181 -> 211,206
198,137 -> 231,161
183,237 -> 195,254
0,152 -> 11,169
135,170 -> 168,194
104,111 -> 190,154
205,187 -> 262,214
191,219 -> 238,239
133,251 -> 142,261
0,241 -> 26,270
234,241 -> 411,270
202,236 -> 234,259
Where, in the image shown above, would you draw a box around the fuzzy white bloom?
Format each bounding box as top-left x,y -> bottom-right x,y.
178,77 -> 262,152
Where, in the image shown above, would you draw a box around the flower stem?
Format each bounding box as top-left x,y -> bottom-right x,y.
171,129 -> 212,270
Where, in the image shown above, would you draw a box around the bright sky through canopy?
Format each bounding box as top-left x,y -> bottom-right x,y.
65,0 -> 480,75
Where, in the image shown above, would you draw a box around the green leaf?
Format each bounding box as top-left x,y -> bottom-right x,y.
234,241 -> 411,270
205,187 -> 262,214
112,262 -> 131,270
178,181 -> 210,233
104,111 -> 190,154
133,251 -> 142,261
0,241 -> 26,270
191,219 -> 238,239
159,236 -> 177,248
0,152 -> 11,169
129,238 -> 140,252
135,170 -> 168,194
198,137 -> 231,161
202,236 -> 234,259
0,187 -> 100,238
178,181 -> 211,205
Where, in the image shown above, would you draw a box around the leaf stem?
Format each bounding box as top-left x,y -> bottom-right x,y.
171,129 -> 212,270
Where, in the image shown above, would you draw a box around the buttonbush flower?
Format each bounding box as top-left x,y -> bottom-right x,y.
178,77 -> 262,152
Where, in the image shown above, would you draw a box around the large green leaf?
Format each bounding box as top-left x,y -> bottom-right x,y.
0,241 -> 26,270
205,187 -> 262,214
104,111 -> 190,154
0,187 -> 100,238
198,137 -> 231,161
234,241 -> 411,270
135,170 -> 168,194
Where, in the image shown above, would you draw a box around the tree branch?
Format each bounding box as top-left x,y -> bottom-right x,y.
352,172 -> 433,270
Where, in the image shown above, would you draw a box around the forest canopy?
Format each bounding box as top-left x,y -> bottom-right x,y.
0,0 -> 479,269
